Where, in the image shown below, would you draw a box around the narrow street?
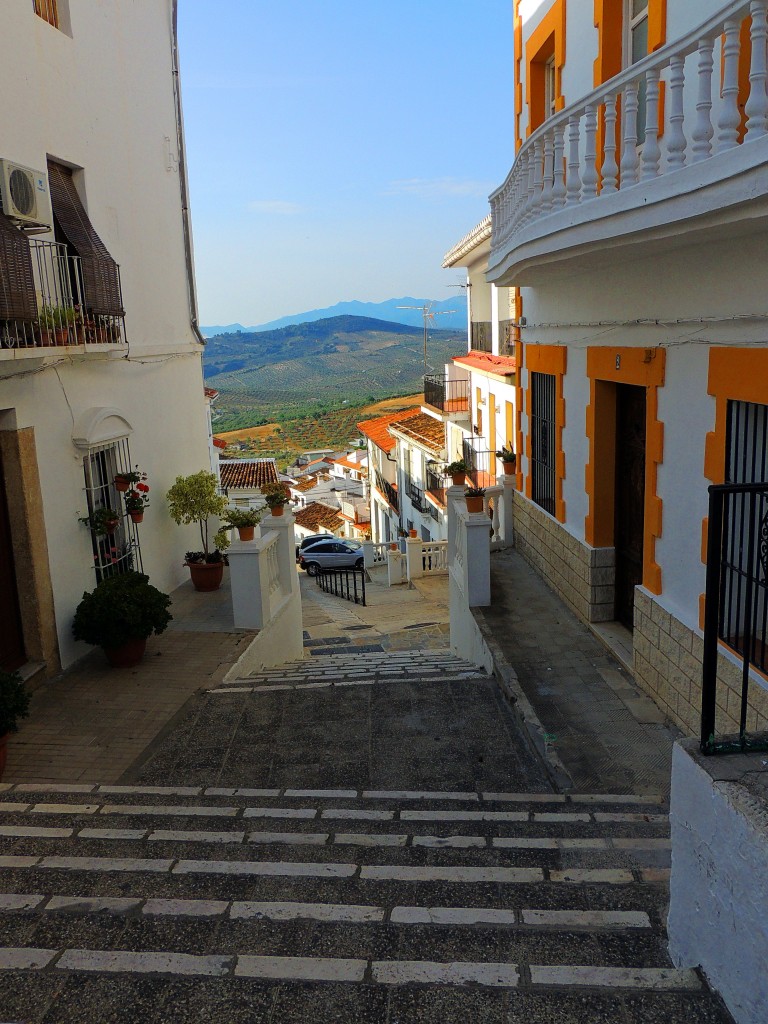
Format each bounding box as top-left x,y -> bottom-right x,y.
0,569 -> 732,1022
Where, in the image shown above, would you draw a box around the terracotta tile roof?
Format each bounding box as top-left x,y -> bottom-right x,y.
212,437 -> 227,450
334,454 -> 367,472
453,352 -> 517,375
294,476 -> 318,493
388,412 -> 446,455
357,408 -> 421,453
219,459 -> 279,490
294,502 -> 344,533
204,387 -> 219,400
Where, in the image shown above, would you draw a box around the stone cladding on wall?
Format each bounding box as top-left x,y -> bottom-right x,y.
633,590 -> 768,739
512,492 -> 615,624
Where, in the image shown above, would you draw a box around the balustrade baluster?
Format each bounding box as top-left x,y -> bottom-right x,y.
601,94 -> 619,192
551,124 -> 567,207
523,146 -> 537,225
641,68 -> 662,180
582,103 -> 599,199
540,130 -> 554,212
531,138 -> 545,219
718,19 -> 742,151
745,0 -> 768,139
565,114 -> 582,206
691,37 -> 714,161
620,81 -> 640,187
667,55 -> 687,167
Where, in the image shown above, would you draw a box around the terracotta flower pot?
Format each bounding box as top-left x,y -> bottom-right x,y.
502,461 -> 516,475
465,495 -> 484,513
114,476 -> 130,492
390,542 -> 398,550
104,636 -> 147,668
237,526 -> 255,541
408,529 -> 418,538
105,519 -> 119,535
129,510 -> 144,523
269,504 -> 285,517
186,560 -> 224,592
451,472 -> 466,486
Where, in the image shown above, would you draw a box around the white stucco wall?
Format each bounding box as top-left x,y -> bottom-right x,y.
0,2 -> 209,668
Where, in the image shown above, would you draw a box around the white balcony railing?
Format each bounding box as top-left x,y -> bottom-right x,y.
490,0 -> 768,271
1,239 -> 126,352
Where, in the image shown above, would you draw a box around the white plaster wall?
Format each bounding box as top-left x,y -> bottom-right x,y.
0,2 -> 209,668
560,344 -> 588,541
669,740 -> 768,1024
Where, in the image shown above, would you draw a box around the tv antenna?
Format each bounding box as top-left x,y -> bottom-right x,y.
397,302 -> 456,372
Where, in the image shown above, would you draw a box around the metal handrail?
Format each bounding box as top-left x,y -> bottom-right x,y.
315,566 -> 366,606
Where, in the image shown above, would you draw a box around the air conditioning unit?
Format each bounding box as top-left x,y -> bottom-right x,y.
0,160 -> 53,229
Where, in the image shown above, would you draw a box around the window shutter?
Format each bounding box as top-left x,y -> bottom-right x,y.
47,162 -> 123,316
0,211 -> 37,322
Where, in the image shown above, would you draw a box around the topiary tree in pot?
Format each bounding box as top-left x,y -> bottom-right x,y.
0,669 -> 31,781
166,471 -> 230,591
72,571 -> 172,667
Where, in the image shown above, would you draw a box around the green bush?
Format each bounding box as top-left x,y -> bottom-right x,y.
72,572 -> 172,650
0,670 -> 30,735
166,471 -> 229,556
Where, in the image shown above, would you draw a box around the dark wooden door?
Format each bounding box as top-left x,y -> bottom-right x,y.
614,384 -> 646,629
0,448 -> 26,670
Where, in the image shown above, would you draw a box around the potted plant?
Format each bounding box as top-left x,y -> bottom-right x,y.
124,475 -> 150,523
40,305 -> 76,346
261,481 -> 290,516
166,471 -> 230,591
223,507 -> 262,541
72,571 -> 172,667
464,485 -> 486,513
0,669 -> 31,781
496,446 -> 517,474
114,467 -> 143,493
79,506 -> 121,536
446,459 -> 468,486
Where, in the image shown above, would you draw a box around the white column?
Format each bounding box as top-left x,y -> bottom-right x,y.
405,536 -> 424,580
464,511 -> 492,607
228,539 -> 271,630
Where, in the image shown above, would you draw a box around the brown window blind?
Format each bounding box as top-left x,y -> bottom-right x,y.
34,0 -> 59,29
0,211 -> 37,322
47,162 -> 123,316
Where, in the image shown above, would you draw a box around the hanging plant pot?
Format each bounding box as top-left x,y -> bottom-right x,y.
103,636 -> 147,668
114,476 -> 130,492
237,526 -> 255,541
129,511 -> 144,524
105,519 -> 119,535
465,495 -> 484,513
186,560 -> 225,592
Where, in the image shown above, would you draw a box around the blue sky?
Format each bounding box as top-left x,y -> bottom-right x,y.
178,1 -> 513,326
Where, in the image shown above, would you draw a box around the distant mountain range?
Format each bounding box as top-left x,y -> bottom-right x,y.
201,296 -> 467,337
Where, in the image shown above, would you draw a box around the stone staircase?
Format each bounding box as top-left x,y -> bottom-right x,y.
0,650 -> 732,1021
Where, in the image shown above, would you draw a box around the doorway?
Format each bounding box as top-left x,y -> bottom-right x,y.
0,448 -> 26,669
614,383 -> 646,628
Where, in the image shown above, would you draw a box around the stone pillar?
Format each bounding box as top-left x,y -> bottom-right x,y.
405,536 -> 424,580
499,472 -> 516,547
464,509 -> 492,607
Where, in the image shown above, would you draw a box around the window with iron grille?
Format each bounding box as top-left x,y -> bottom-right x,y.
83,439 -> 143,583
531,371 -> 556,516
719,400 -> 768,673
34,0 -> 59,28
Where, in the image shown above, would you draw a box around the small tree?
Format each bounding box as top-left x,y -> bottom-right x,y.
166,471 -> 229,556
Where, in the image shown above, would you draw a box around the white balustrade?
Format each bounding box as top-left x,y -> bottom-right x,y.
387,546 -> 407,586
489,0 -> 768,258
362,540 -> 388,569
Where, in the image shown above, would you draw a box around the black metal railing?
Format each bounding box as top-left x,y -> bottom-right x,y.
315,566 -> 366,606
426,466 -> 447,508
462,437 -> 494,489
423,375 -> 470,415
531,370 -> 556,516
374,469 -> 399,513
701,482 -> 768,755
404,475 -> 430,514
471,321 -> 492,353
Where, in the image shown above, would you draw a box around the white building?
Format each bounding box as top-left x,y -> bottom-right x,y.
0,2 -> 210,674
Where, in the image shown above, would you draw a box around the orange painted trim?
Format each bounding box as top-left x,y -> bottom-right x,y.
514,0 -> 523,153
594,0 -> 667,86
525,0 -> 567,136
585,346 -> 666,595
701,348 -> 768,626
525,344 -> 567,522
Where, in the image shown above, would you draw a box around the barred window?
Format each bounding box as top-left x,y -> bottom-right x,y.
83,439 -> 143,583
531,371 -> 556,516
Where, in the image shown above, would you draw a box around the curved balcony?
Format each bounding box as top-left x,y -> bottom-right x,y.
488,0 -> 768,285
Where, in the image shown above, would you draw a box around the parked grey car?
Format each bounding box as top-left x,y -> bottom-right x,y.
296,533 -> 336,561
298,539 -> 364,576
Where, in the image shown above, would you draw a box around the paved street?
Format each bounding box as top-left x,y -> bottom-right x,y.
0,563 -> 733,1022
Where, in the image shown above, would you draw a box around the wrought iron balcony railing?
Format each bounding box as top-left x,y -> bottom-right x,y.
404,475 -> 430,514
489,0 -> 768,275
462,437 -> 494,489
426,466 -> 448,509
1,239 -> 126,352
423,374 -> 470,416
374,469 -> 399,513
